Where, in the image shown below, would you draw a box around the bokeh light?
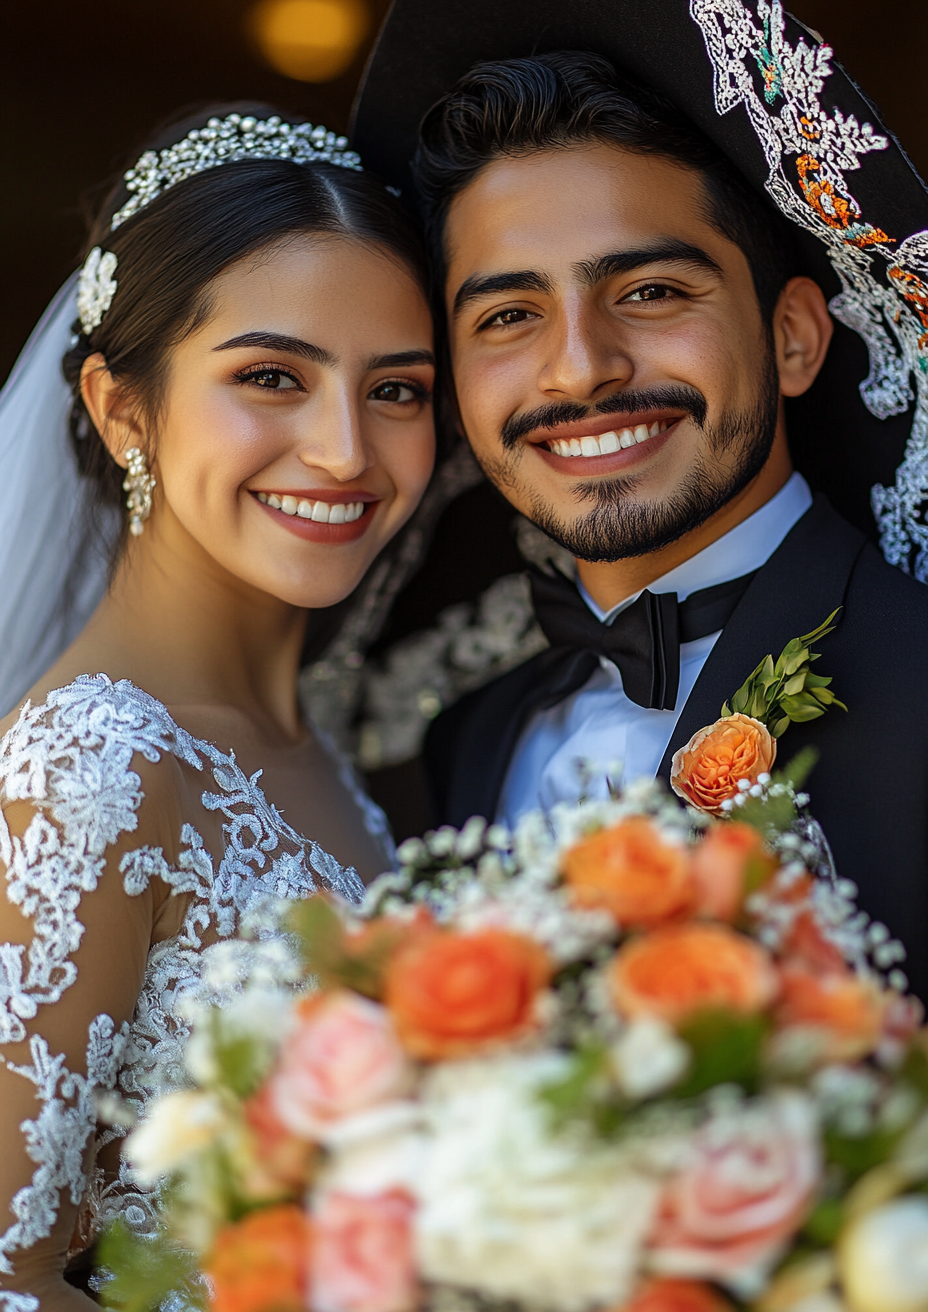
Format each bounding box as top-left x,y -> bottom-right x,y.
250,0 -> 369,82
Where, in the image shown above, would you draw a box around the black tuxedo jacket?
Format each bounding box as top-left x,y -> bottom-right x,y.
425,497 -> 928,1000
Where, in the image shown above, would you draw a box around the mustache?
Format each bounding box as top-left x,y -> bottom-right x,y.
499,385 -> 708,451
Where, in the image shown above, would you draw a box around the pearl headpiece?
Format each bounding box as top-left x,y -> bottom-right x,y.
75,113 -> 362,336
110,113 -> 362,231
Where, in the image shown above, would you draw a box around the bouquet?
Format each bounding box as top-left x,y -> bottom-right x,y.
101,772 -> 928,1312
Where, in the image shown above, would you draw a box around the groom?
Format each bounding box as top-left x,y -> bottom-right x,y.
352,4 -> 928,995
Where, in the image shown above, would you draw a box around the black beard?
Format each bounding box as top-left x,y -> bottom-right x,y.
502,358 -> 781,564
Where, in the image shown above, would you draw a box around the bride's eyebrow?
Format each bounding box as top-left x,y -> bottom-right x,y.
213,331 -> 334,364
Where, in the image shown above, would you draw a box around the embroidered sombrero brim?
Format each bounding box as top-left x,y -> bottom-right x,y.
351,0 -> 928,579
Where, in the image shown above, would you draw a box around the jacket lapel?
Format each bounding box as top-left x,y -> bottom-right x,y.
657,496 -> 866,780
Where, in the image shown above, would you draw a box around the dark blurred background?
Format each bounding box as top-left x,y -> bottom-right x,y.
3,0 -> 927,382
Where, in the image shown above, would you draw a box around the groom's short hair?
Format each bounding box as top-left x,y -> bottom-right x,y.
413,50 -> 798,322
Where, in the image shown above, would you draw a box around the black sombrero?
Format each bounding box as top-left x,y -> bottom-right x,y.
351,0 -> 928,580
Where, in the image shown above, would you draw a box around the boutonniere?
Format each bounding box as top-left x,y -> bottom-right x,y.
671,611 -> 847,815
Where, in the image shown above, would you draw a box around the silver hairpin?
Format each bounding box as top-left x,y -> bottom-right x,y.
110,113 -> 362,231
77,247 -> 119,336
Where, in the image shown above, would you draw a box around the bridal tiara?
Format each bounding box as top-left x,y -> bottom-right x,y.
76,113 -> 363,336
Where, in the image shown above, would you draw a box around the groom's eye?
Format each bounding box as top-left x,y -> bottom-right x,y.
481,307 -> 535,329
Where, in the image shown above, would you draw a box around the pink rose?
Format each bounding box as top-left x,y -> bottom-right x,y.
648,1092 -> 820,1286
312,1189 -> 417,1312
270,991 -> 412,1139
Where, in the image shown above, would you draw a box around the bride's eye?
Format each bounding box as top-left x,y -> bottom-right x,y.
235,366 -> 302,390
369,379 -> 428,404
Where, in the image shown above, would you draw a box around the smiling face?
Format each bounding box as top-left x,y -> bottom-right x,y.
123,233 -> 436,608
445,143 -> 783,562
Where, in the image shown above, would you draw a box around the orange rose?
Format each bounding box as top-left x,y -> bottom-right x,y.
609,922 -> 779,1025
562,816 -> 694,928
206,1205 -> 311,1312
620,1280 -> 733,1312
671,715 -> 776,815
384,928 -> 552,1059
777,964 -> 886,1059
690,822 -> 778,922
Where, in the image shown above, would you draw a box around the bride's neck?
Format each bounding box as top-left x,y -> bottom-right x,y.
57,524 -> 310,743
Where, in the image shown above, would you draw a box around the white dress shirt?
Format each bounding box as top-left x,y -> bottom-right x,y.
498,473 -> 813,826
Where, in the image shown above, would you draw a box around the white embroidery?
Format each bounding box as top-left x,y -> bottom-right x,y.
0,674 -> 366,1286
690,0 -> 928,578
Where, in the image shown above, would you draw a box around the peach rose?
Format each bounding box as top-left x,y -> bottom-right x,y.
384,928 -> 551,1059
776,964 -> 886,1060
671,715 -> 776,815
609,923 -> 779,1025
312,1189 -> 417,1312
242,1082 -> 316,1194
648,1091 -> 820,1283
269,991 -> 412,1139
620,1279 -> 734,1312
690,823 -> 778,922
562,817 -> 695,928
206,1204 -> 311,1312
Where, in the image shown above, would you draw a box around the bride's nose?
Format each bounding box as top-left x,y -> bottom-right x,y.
296,379 -> 373,482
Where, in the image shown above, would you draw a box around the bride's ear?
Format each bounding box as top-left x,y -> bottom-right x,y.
80,353 -> 146,466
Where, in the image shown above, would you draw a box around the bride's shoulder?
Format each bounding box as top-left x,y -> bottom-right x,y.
0,674 -> 203,850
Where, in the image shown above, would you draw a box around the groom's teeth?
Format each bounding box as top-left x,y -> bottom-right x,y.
257,494 -> 367,523
548,420 -> 670,457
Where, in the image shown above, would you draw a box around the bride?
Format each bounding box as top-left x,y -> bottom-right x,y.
0,109 -> 436,1307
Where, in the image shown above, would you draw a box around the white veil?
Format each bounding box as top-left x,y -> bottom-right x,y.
0,276 -> 118,716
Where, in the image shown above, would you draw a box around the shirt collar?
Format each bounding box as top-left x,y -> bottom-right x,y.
580,472 -> 813,624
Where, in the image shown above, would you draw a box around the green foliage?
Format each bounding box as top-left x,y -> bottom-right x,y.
824,1123 -> 907,1182
735,747 -> 820,835
98,1217 -> 205,1312
288,895 -> 399,998
721,611 -> 846,738
801,1197 -> 845,1245
538,1042 -> 627,1137
208,1013 -> 270,1101
672,1009 -> 768,1098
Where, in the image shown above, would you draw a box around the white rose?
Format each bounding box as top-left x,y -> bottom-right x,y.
415,1053 -> 660,1312
610,1019 -> 690,1100
839,1196 -> 928,1312
318,1100 -> 425,1195
125,1089 -> 229,1186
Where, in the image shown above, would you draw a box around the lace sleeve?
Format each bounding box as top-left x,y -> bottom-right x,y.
0,683 -> 193,1307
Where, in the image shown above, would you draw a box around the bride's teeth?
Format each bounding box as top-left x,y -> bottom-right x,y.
311,502 -> 330,523
257,492 -> 268,503
618,429 -> 636,449
297,499 -> 314,519
267,494 -> 281,509
329,503 -> 346,524
281,495 -> 298,515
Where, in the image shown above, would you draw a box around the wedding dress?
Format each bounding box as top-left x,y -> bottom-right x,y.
0,672 -> 381,1308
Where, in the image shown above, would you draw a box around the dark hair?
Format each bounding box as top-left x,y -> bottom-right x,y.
64,106 -> 430,551
413,51 -> 798,321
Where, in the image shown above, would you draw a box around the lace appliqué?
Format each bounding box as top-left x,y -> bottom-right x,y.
690,0 -> 928,579
1,674 -> 365,1281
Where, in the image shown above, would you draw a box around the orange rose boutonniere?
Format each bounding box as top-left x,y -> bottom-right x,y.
671,611 -> 846,816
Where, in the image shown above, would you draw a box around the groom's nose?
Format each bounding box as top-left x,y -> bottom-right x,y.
535,291 -> 636,405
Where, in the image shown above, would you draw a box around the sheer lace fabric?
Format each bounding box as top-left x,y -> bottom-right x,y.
0,675 -> 368,1307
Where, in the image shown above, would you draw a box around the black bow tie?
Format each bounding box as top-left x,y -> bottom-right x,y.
528,566 -> 758,711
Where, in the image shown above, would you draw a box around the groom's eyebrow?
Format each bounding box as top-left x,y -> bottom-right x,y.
575,240 -> 723,284
213,331 -> 334,364
366,349 -> 436,369
453,270 -> 554,317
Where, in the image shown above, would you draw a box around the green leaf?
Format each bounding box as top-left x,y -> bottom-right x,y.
779,695 -> 826,723
783,672 -> 808,696
825,1124 -> 906,1182
779,747 -> 819,791
672,1009 -> 767,1098
98,1218 -> 205,1312
771,715 -> 791,737
802,1198 -> 845,1245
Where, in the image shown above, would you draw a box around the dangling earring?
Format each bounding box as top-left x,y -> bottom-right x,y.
123,447 -> 156,536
